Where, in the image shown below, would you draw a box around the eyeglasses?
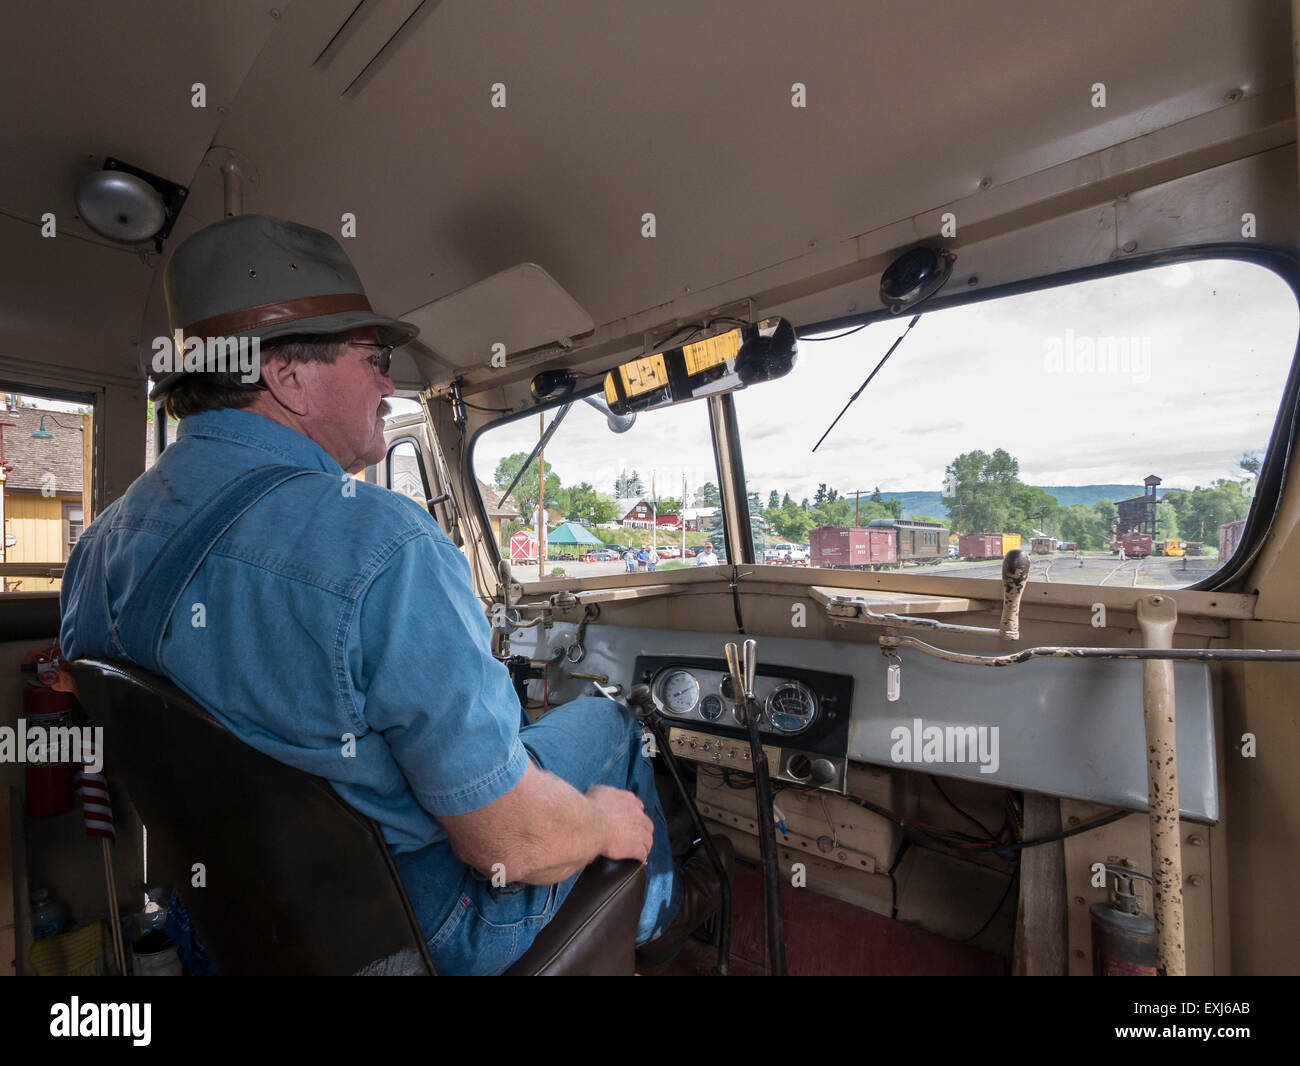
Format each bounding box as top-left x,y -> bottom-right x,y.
351,341 -> 396,377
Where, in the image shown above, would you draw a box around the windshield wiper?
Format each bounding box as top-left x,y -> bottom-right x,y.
812,313 -> 922,453
497,403 -> 572,508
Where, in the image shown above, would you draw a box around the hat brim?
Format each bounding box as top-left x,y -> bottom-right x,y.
148,310 -> 419,402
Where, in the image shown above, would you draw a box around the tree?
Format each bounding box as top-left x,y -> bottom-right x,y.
1156,500 -> 1180,541
657,496 -> 682,515
814,483 -> 828,505
870,486 -> 883,503
695,482 -> 721,507
495,452 -> 562,522
614,469 -> 647,497
782,492 -> 792,508
768,490 -> 780,510
772,507 -> 814,542
563,482 -> 620,524
941,449 -> 1020,533
1009,484 -> 1060,537
1057,502 -> 1113,550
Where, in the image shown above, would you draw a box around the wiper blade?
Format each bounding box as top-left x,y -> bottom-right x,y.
497,402 -> 571,507
812,314 -> 921,453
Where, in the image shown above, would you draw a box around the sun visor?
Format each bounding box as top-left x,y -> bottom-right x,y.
401,263 -> 594,369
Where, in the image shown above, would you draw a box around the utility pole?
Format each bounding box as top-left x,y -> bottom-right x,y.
845,489 -> 869,526
537,411 -> 546,570
681,472 -> 687,559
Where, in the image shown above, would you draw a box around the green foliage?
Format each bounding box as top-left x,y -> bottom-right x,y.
614,469 -> 646,497
941,449 -> 1020,534
695,482 -> 721,507
1163,480 -> 1251,542
561,482 -> 620,523
1155,500 -> 1180,541
494,452 -> 562,522
1009,484 -> 1061,537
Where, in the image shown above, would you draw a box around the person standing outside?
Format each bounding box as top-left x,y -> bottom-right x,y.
695,542 -> 719,566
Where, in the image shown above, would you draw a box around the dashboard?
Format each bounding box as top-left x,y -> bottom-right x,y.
634,655 -> 854,792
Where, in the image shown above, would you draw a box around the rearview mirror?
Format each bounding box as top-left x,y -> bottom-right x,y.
603,317 -> 797,416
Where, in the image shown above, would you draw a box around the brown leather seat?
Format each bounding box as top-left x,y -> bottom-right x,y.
69,659 -> 645,976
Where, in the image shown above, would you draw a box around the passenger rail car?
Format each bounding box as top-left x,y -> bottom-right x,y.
865,518 -> 949,564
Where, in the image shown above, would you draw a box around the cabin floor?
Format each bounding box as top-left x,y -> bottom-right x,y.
648,859 -> 1005,977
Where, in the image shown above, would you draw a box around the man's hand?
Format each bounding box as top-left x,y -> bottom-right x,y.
586,784 -> 654,863
440,762 -> 654,883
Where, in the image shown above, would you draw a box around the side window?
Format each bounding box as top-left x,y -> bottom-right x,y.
0,393 -> 92,593
63,501 -> 83,559
386,439 -> 431,513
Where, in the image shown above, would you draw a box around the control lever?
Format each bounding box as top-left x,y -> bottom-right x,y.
999,549 -> 1031,641
858,549 -> 1031,641
728,639 -> 787,976
724,642 -> 748,723
626,683 -> 731,976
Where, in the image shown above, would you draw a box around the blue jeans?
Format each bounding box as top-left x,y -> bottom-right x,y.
394,697 -> 682,975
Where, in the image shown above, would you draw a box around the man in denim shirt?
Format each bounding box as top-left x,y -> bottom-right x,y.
59,215 -> 730,975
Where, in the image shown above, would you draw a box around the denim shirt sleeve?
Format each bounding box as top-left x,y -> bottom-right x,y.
349,529 -> 528,817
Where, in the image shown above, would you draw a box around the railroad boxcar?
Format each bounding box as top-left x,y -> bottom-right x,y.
1121,532 -> 1153,558
1002,533 -> 1022,553
1219,518 -> 1247,560
958,533 -> 1004,559
867,519 -> 948,564
1030,537 -> 1056,554
810,525 -> 897,569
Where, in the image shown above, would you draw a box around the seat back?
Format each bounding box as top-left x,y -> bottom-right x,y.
69,659 -> 435,975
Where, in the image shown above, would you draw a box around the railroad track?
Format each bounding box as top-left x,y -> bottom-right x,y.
1098,557 -> 1144,586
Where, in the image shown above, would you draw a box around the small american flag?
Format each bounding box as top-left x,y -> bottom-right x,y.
74,738 -> 114,842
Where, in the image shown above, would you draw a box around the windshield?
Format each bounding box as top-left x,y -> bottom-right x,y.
729,256 -> 1296,588
472,394 -> 729,578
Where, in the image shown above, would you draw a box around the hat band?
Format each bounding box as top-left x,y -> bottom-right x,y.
181,293 -> 373,339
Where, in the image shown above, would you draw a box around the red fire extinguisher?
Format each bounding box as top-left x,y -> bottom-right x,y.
24,684 -> 75,817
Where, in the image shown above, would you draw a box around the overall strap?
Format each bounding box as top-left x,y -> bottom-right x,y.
113,464 -> 323,673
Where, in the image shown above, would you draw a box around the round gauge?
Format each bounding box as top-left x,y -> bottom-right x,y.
699,695 -> 724,721
764,682 -> 818,734
658,670 -> 700,715
720,675 -> 735,700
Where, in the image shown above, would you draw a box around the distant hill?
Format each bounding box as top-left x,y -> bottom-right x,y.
881,485 -> 1157,521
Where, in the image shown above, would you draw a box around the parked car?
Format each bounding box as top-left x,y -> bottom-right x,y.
657,546 -> 681,558
582,548 -> 619,562
684,548 -> 696,557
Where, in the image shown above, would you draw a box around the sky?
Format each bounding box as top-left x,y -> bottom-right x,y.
444,258 -> 1298,504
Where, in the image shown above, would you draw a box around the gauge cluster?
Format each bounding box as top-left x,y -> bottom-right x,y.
634,654 -> 853,758
653,667 -> 820,736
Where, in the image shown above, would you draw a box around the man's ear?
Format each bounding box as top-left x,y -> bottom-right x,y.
259,354 -> 311,415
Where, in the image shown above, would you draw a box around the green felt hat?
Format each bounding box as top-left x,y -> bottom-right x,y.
151,214 -> 417,400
